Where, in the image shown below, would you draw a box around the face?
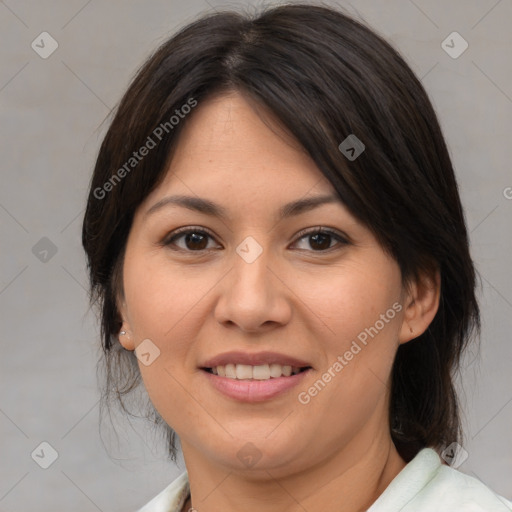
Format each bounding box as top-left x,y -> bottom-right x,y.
118,91 -> 413,476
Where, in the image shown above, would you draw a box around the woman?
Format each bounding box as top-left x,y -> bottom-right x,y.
81,3 -> 512,511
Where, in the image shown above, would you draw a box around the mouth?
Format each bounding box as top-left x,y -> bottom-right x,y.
200,362 -> 313,402
201,364 -> 312,380
199,351 -> 313,402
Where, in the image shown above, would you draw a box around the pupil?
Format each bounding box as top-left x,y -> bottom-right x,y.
311,233 -> 330,250
187,233 -> 207,250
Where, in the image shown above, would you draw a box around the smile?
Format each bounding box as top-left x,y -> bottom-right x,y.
201,366 -> 312,402
203,363 -> 310,380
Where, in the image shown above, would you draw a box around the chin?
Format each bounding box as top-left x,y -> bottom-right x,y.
216,435 -> 307,472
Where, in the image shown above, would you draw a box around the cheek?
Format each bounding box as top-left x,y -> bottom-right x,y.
122,251 -> 203,421
123,250 -> 212,340
297,258 -> 401,344
297,258 -> 402,402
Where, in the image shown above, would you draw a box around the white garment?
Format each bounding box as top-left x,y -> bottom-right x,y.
136,448 -> 512,512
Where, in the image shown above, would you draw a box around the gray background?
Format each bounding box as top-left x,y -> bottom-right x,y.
1,0 -> 511,510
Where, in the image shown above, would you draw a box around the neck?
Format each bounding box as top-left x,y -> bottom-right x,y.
182,429 -> 406,512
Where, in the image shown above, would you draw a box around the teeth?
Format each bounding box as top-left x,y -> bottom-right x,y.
236,364 -> 253,379
253,364 -> 270,380
270,363 -> 284,378
225,364 -> 236,379
209,363 -> 305,380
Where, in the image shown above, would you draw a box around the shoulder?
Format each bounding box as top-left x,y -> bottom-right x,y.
136,471 -> 190,512
425,463 -> 512,511
369,448 -> 512,511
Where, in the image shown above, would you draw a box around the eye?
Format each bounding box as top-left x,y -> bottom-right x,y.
162,226 -> 219,252
292,227 -> 349,252
162,226 -> 349,253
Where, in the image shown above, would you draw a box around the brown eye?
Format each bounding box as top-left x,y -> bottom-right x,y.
163,226 -> 348,254
164,227 -> 219,252
293,228 -> 348,252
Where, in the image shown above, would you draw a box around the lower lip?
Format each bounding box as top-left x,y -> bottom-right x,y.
201,369 -> 312,402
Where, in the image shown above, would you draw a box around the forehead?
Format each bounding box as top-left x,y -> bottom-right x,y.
142,92 -> 339,215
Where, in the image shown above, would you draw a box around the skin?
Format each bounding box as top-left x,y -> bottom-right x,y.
118,91 -> 440,512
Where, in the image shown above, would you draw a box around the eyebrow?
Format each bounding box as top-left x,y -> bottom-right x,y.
144,193 -> 342,221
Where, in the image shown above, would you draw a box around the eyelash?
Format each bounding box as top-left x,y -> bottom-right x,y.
161,225 -> 349,254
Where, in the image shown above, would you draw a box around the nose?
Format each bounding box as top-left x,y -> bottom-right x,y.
214,237 -> 292,334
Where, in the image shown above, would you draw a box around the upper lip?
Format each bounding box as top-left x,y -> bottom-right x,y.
201,351 -> 312,368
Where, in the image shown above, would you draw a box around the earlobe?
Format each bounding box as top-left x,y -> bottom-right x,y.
398,269 -> 440,345
117,294 -> 135,351
118,326 -> 135,350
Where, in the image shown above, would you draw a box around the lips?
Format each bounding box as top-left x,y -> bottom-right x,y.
201,365 -> 312,402
199,351 -> 313,401
200,350 -> 312,369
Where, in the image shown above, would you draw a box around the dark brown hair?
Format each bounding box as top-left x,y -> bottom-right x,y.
82,2 -> 480,463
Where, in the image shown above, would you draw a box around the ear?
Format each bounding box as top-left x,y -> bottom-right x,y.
117,298 -> 135,351
398,267 -> 441,344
